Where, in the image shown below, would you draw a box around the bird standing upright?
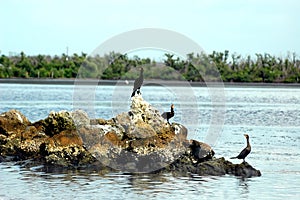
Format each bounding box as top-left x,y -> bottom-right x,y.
131,68 -> 144,97
231,134 -> 251,162
161,104 -> 175,124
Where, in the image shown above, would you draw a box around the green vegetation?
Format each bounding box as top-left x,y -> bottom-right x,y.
0,51 -> 299,83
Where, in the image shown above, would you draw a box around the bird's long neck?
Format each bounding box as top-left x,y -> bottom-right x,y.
171,106 -> 174,114
246,138 -> 250,148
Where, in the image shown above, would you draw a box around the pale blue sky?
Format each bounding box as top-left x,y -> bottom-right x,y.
0,0 -> 299,58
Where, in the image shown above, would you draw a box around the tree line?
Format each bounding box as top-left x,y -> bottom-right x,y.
0,51 -> 299,83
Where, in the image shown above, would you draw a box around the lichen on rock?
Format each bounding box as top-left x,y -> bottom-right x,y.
41,110 -> 77,137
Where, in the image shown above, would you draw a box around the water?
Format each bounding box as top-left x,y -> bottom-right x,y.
0,83 -> 299,199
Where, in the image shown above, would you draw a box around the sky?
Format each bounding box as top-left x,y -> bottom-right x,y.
0,0 -> 299,59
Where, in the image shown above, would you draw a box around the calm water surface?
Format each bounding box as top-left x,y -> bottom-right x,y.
0,83 -> 299,200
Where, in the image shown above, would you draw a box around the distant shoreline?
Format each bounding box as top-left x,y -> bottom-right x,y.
0,78 -> 299,88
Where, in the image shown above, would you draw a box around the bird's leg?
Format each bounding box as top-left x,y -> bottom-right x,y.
137,89 -> 141,95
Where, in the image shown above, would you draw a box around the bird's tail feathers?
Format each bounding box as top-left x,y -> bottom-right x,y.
131,90 -> 136,97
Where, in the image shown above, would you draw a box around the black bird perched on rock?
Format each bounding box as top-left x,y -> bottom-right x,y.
131,67 -> 144,97
231,134 -> 251,162
161,104 -> 174,123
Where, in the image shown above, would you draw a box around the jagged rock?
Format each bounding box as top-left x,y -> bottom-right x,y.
130,95 -> 166,132
0,109 -> 31,135
164,156 -> 261,178
70,110 -> 90,127
0,96 -> 262,177
39,129 -> 94,166
42,110 -> 76,137
224,159 -> 262,177
90,118 -> 107,125
0,110 -> 32,157
77,95 -> 189,172
195,157 -> 261,177
127,120 -> 157,139
190,140 -> 215,162
19,126 -> 48,157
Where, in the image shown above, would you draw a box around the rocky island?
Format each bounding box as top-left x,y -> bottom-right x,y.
0,95 -> 261,178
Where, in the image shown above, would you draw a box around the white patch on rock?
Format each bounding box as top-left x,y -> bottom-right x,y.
99,125 -> 112,134
15,112 -> 23,123
174,124 -> 181,135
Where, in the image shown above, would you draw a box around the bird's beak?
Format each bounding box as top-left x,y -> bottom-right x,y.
243,134 -> 247,137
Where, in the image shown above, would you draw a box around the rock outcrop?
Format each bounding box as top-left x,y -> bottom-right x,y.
0,96 -> 261,177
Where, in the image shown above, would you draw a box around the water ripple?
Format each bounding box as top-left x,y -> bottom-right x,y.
1,84 -> 300,199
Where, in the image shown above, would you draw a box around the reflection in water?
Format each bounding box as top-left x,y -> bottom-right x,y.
6,162 -> 227,199
127,174 -> 168,191
238,177 -> 249,198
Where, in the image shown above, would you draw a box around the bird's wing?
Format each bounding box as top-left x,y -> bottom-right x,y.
133,77 -> 143,90
133,79 -> 139,90
161,112 -> 167,119
237,147 -> 249,159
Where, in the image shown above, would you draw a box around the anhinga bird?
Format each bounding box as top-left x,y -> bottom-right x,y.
231,134 -> 251,162
161,104 -> 174,123
131,68 -> 144,97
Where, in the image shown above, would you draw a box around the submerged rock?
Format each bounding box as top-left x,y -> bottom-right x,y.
193,157 -> 261,177
0,96 -> 261,178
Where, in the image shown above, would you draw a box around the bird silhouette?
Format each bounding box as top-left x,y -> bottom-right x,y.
161,104 -> 174,124
131,68 -> 144,97
231,134 -> 251,162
